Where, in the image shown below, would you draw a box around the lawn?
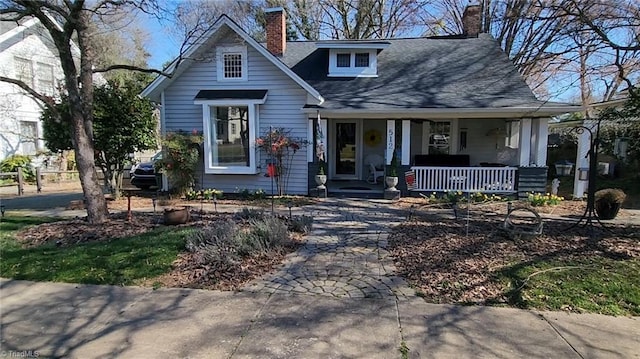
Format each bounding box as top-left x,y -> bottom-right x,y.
497,258 -> 640,316
0,215 -> 188,285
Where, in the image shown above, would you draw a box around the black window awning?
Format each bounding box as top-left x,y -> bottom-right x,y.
194,90 -> 268,101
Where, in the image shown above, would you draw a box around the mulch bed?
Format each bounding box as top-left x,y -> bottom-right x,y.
388,201 -> 640,305
16,212 -> 162,247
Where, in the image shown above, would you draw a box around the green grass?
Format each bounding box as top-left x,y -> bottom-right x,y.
0,215 -> 188,286
497,258 -> 640,316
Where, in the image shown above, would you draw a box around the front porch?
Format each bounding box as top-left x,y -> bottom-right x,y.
308,117 -> 550,198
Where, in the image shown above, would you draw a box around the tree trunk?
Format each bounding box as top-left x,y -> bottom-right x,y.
67,9 -> 108,223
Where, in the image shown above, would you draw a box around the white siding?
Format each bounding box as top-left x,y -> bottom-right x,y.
163,38 -> 310,195
0,25 -> 64,160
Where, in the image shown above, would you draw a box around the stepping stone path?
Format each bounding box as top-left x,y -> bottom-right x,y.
244,199 -> 416,299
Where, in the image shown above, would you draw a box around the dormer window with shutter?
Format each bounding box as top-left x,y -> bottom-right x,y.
317,41 -> 389,77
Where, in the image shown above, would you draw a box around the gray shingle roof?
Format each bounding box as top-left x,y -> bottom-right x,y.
281,34 -> 566,111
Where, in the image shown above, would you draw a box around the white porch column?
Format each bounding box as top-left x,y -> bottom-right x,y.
573,120 -> 594,199
401,120 -> 410,165
307,118 -> 314,162
386,120 -> 395,165
518,118 -> 532,166
532,118 -> 549,167
320,118 -> 327,159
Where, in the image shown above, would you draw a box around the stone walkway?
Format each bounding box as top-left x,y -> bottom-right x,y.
244,199 -> 416,299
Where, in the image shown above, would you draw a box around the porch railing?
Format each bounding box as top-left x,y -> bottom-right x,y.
410,166 -> 518,193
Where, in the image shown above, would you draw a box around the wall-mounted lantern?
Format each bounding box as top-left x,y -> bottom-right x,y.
578,167 -> 589,181
554,160 -> 574,176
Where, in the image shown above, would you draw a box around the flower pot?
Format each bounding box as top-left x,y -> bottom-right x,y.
385,176 -> 398,191
163,207 -> 190,225
315,174 -> 327,188
595,201 -> 621,220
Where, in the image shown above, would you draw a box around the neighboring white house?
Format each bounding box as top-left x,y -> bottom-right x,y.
143,6 -> 580,197
0,17 -> 67,161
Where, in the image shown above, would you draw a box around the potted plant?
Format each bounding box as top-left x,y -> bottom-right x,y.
315,160 -> 327,187
594,188 -> 626,220
385,149 -> 399,191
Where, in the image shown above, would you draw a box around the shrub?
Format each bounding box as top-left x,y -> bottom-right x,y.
185,220 -> 240,269
527,192 -> 564,206
242,216 -> 289,253
186,217 -> 289,268
595,188 -> 626,204
0,155 -> 35,183
289,215 -> 313,234
155,130 -> 202,197
202,188 -> 223,200
235,207 -> 265,220
471,192 -> 507,203
185,190 -> 199,201
444,190 -> 465,204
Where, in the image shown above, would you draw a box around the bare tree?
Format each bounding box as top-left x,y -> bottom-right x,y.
316,0 -> 428,39
421,0 -> 639,102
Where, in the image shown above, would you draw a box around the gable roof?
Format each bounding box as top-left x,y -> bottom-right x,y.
0,15 -> 82,63
282,34 -> 579,117
141,15 -> 323,104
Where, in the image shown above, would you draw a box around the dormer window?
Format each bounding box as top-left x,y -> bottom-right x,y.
317,41 -> 388,77
337,53 -> 351,67
217,46 -> 247,81
355,53 -> 369,67
327,49 -> 378,77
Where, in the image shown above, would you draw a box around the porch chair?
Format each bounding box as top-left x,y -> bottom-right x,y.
365,154 -> 385,184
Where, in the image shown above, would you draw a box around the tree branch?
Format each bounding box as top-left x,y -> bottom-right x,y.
92,64 -> 172,77
0,75 -> 56,108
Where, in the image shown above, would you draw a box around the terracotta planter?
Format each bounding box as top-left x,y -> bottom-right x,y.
164,207 -> 190,225
595,201 -> 621,220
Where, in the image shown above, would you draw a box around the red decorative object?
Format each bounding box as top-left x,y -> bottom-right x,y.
267,163 -> 278,177
405,170 -> 416,190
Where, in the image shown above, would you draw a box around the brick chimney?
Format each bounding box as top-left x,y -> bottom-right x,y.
462,4 -> 481,37
265,7 -> 286,56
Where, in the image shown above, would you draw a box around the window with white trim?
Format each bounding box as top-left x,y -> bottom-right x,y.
336,53 -> 350,67
217,46 -> 247,81
14,57 -> 33,87
328,49 -> 377,77
355,52 -> 369,67
36,62 -> 55,96
20,121 -> 38,155
199,102 -> 259,174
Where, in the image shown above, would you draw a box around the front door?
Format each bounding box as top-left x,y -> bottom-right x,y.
330,120 -> 361,179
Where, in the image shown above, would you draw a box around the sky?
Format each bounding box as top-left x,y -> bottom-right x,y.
141,14 -> 180,70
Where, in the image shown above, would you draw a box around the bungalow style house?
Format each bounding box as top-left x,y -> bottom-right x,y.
142,5 -> 579,198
